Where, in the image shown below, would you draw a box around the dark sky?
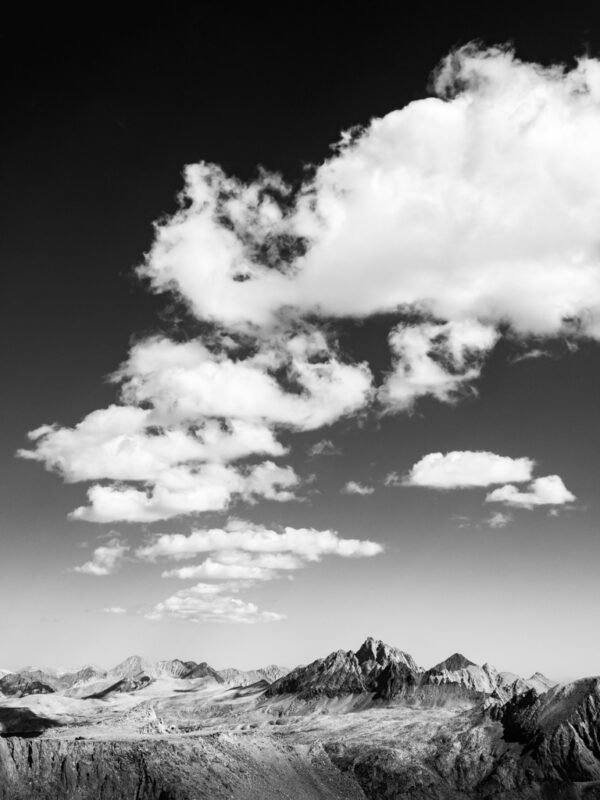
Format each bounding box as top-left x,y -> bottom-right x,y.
2,6 -> 600,676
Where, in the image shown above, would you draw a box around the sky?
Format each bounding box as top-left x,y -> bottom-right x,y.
2,7 -> 600,680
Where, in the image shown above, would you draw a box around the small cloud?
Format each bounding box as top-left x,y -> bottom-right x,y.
379,320 -> 498,411
99,606 -> 127,614
384,471 -> 402,487
511,348 -> 551,364
403,451 -> 534,489
485,511 -> 512,529
486,475 -> 575,510
308,439 -> 341,457
452,515 -> 473,529
341,480 -> 375,496
73,538 -> 129,576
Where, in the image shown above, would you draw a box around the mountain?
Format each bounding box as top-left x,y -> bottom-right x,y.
218,665 -> 289,686
526,671 -> 556,694
0,673 -> 55,697
422,652 -> 500,694
267,639 -> 555,707
267,636 -> 421,700
108,655 -> 155,680
180,661 -> 224,682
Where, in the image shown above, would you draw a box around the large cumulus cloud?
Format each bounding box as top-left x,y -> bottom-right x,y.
142,47 -> 600,337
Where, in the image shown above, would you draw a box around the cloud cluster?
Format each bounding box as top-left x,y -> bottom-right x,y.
141,519 -> 382,622
400,450 -> 575,511
20,332 -> 371,523
73,538 -> 128,576
21,46 -> 596,528
19,46 -> 590,621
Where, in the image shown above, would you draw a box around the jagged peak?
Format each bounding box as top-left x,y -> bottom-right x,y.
355,636 -> 384,662
431,653 -> 477,672
355,637 -> 416,668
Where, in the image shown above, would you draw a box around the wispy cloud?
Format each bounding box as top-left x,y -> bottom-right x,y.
485,511 -> 513,529
341,480 -> 375,496
73,538 -> 128,576
308,439 -> 341,457
145,583 -> 285,624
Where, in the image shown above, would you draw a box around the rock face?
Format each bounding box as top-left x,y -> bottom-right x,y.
0,735 -> 367,800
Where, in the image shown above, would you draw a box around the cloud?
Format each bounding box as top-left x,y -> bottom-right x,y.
137,518 -> 382,563
404,451 -> 534,488
145,582 -> 285,624
379,320 -> 498,410
21,331 -> 371,523
510,348 -> 552,364
486,475 -> 576,509
116,333 -> 372,431
69,462 -> 299,523
99,606 -> 127,614
18,407 -> 286,482
341,480 -> 375,496
384,472 -> 402,487
161,552 -> 302,581
73,538 -> 128,576
139,519 -> 382,616
308,439 -> 341,457
140,48 -> 600,339
485,511 -> 513,529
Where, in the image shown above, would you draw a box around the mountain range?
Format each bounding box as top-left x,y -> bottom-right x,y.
2,636 -> 600,799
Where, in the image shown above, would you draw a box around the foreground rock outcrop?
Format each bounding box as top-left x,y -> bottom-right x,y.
0,734 -> 367,800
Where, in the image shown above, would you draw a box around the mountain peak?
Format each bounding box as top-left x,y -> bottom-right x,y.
432,653 -> 476,672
